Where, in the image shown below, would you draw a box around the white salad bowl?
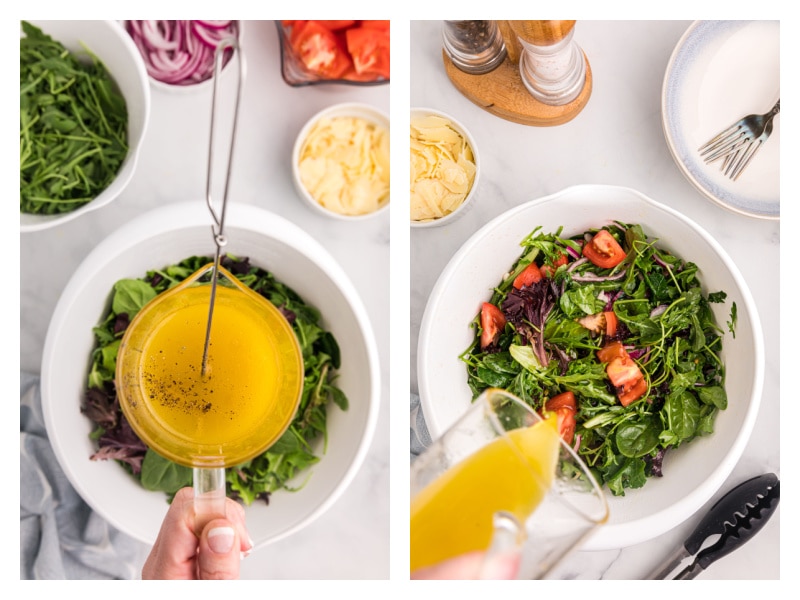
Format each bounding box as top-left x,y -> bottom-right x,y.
417,184 -> 764,551
21,20 -> 150,233
41,201 -> 380,548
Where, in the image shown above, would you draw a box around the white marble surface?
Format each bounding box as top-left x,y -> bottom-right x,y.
19,20 -> 389,579
410,20 -> 780,580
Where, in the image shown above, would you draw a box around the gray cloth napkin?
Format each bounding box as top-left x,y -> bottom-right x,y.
20,371 -> 149,579
410,392 -> 432,460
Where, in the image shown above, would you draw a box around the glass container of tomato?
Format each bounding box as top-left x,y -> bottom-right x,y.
276,20 -> 390,86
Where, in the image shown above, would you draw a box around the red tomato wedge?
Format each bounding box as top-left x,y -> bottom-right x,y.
545,391 -> 576,412
512,262 -> 543,289
361,20 -> 390,30
596,341 -> 627,363
551,407 -> 576,444
617,377 -> 648,407
545,392 -> 577,443
597,341 -> 647,405
290,21 -> 353,79
606,356 -> 643,388
480,302 -> 506,350
345,26 -> 390,79
604,310 -> 618,337
313,20 -> 356,31
583,230 -> 626,269
542,253 -> 569,277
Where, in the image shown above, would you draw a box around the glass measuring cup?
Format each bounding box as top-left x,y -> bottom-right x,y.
116,263 -> 304,530
410,388 -> 608,579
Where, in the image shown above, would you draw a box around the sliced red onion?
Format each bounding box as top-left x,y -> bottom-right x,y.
565,243 -> 582,261
571,269 -> 627,283
650,305 -> 668,318
566,257 -> 588,272
125,20 -> 239,86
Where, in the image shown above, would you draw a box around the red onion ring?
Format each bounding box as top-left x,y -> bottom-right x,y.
125,20 -> 239,86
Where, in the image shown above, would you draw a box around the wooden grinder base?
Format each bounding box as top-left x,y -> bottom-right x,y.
442,49 -> 592,127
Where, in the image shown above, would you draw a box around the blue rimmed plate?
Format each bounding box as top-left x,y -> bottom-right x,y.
662,20 -> 779,220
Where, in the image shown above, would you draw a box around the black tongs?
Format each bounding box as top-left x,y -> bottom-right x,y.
647,472 -> 780,579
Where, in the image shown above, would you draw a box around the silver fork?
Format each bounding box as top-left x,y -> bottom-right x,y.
698,99 -> 780,181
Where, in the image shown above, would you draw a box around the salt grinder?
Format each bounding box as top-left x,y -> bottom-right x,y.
509,20 -> 588,106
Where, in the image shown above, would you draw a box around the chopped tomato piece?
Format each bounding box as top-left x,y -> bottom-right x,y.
583,230 -> 626,269
480,302 -> 506,350
596,341 -> 627,363
512,262 -> 543,289
604,311 -> 618,337
290,20 -> 353,79
552,407 -> 576,444
313,20 -> 356,31
545,391 -> 576,412
545,392 -> 577,443
617,377 -> 648,407
606,355 -> 643,388
540,254 -> 567,277
361,20 -> 390,30
345,26 -> 390,79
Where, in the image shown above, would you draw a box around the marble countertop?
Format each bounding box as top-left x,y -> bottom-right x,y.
20,20 -> 389,580
410,20 -> 780,580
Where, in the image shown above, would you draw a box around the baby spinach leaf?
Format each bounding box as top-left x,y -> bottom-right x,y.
112,279 -> 157,318
140,450 -> 192,493
616,418 -> 660,458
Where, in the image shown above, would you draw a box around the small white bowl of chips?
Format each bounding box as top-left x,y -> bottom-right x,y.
292,102 -> 390,221
410,107 -> 479,228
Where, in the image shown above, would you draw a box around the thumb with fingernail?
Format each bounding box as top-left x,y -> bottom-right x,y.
197,519 -> 242,580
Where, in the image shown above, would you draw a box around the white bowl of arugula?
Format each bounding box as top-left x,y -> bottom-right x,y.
417,184 -> 764,551
41,201 -> 380,548
20,20 -> 150,232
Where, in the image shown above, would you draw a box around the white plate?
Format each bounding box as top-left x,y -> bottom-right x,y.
41,201 -> 380,548
662,20 -> 779,220
417,185 -> 764,550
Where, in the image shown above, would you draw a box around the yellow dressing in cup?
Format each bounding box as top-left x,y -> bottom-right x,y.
116,264 -> 304,469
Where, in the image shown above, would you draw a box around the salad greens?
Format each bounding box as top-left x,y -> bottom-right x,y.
20,21 -> 128,215
460,223 -> 734,496
82,255 -> 348,505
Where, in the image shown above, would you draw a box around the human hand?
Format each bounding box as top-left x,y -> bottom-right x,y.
142,487 -> 253,580
411,550 -> 520,580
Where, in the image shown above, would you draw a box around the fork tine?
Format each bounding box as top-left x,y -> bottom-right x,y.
699,131 -> 750,162
699,124 -> 741,151
727,140 -> 762,181
702,134 -> 749,163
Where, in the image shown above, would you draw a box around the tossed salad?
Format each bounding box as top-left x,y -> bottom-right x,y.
82,254 -> 348,505
461,223 -> 735,496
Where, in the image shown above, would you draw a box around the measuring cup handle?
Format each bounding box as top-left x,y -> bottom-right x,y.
478,511 -> 524,579
193,467 -> 227,535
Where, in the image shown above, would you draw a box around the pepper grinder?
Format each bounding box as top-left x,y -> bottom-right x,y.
442,20 -> 507,74
509,20 -> 588,106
